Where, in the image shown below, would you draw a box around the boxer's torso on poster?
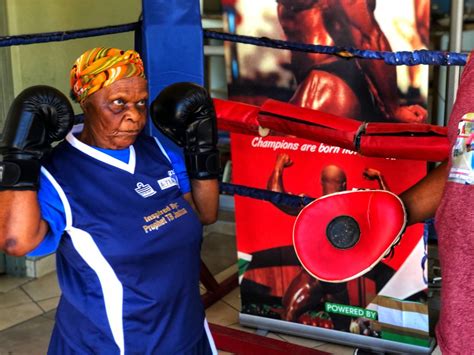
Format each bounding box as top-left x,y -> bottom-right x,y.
41,133 -> 205,354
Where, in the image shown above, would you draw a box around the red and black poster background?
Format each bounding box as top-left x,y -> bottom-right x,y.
221,0 -> 431,347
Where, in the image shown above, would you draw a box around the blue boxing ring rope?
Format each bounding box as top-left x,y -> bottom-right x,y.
0,23 -> 139,48
0,23 -> 468,66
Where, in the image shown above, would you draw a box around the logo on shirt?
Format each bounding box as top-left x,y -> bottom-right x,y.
134,182 -> 157,198
157,170 -> 179,190
449,113 -> 473,185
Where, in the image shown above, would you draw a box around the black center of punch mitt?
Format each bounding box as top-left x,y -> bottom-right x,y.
326,215 -> 360,249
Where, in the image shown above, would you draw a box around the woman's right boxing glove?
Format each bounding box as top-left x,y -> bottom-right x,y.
0,86 -> 74,190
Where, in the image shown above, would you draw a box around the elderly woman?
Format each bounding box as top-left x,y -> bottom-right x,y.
0,48 -> 219,354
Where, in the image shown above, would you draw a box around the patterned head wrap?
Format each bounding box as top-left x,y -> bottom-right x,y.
70,47 -> 146,103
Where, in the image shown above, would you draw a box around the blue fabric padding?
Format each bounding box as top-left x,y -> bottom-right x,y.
140,0 -> 204,188
141,0 -> 204,102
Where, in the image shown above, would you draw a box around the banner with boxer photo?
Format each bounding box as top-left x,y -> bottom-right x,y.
221,0 -> 432,350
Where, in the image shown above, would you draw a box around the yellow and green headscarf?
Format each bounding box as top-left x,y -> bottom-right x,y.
70,47 -> 146,103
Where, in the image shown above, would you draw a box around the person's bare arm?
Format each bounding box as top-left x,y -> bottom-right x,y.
267,153 -> 303,216
399,161 -> 449,225
183,179 -> 219,225
333,0 -> 426,122
282,269 -> 320,321
363,168 -> 388,190
0,191 -> 48,256
267,153 -> 292,193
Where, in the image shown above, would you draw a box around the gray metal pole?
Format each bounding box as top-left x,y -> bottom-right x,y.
444,0 -> 464,124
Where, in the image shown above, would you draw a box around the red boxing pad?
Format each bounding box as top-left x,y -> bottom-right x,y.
258,99 -> 359,150
213,98 -> 261,136
293,190 -> 406,283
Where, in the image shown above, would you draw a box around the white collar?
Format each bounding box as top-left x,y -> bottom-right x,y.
65,125 -> 136,174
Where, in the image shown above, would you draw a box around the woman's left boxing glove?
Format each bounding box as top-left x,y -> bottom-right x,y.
0,86 -> 74,190
151,82 -> 220,180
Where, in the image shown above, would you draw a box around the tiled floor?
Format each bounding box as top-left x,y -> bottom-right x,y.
0,272 -> 60,333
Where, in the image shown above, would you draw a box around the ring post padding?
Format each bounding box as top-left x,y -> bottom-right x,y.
140,0 -> 204,140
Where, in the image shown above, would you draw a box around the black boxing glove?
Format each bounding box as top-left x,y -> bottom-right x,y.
151,82 -> 220,180
0,86 -> 74,190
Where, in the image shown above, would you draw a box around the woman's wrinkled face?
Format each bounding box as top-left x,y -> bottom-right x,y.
80,76 -> 148,149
